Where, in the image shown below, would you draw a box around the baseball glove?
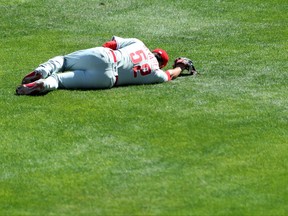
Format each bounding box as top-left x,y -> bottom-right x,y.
172,57 -> 197,75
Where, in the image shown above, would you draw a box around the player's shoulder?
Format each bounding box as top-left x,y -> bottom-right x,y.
113,36 -> 144,44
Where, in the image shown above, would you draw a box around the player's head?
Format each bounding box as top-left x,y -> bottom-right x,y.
152,48 -> 169,68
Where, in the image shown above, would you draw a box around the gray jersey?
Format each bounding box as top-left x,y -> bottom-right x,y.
111,36 -> 171,86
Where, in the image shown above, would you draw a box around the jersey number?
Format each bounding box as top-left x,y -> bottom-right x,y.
129,50 -> 151,78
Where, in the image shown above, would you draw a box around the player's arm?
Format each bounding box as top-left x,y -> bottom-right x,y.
102,36 -> 142,50
156,66 -> 183,82
166,66 -> 184,80
102,40 -> 117,50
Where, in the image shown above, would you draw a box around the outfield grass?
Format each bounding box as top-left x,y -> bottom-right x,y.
0,0 -> 287,215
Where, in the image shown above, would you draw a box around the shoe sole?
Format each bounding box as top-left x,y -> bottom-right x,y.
16,82 -> 45,95
22,71 -> 43,84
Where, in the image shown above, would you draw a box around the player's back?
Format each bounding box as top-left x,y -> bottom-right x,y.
114,42 -> 166,86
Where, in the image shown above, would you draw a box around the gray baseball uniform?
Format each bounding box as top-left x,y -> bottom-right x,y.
38,36 -> 171,90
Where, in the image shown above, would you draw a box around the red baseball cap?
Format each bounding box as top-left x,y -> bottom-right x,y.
152,48 -> 169,68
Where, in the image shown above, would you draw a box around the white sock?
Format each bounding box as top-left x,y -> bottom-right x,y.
44,75 -> 59,90
34,67 -> 49,78
37,56 -> 64,77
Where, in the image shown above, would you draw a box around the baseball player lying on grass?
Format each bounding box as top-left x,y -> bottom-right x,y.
16,36 -> 197,95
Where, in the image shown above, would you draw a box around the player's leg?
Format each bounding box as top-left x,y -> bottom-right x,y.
17,47 -> 117,94
63,47 -> 111,72
22,56 -> 64,84
57,47 -> 117,89
51,68 -> 116,90
21,47 -> 112,84
17,63 -> 117,95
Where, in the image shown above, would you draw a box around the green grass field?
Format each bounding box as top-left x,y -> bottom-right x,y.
1,0 -> 287,215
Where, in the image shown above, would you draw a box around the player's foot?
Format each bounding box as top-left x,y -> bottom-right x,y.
16,79 -> 47,95
21,70 -> 44,84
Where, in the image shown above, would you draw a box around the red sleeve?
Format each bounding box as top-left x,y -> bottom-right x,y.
102,40 -> 117,50
165,71 -> 172,81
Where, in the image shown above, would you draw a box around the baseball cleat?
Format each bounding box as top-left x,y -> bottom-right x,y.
21,71 -> 43,84
16,79 -> 47,95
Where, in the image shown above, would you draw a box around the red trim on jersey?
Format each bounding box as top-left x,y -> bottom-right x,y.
102,40 -> 117,50
109,50 -> 118,87
165,71 -> 171,81
110,50 -> 117,63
